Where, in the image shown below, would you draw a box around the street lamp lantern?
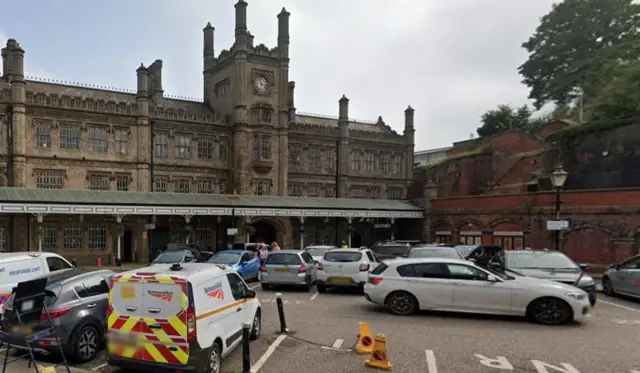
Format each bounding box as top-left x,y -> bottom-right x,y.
550,164 -> 568,189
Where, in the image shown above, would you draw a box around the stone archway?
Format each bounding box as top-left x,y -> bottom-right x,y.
248,217 -> 293,248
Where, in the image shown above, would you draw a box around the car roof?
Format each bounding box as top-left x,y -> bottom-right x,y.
505,250 -> 561,254
119,263 -> 231,282
384,257 -> 471,266
305,245 -> 336,249
218,250 -> 246,255
326,248 -> 362,252
412,246 -> 455,249
270,250 -> 302,255
0,252 -> 62,263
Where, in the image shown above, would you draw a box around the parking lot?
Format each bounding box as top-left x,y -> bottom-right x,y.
2,283 -> 639,373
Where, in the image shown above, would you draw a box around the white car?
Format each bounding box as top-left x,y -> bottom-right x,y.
106,263 -> 261,373
363,258 -> 591,325
316,248 -> 380,292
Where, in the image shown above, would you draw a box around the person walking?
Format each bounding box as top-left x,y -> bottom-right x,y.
271,242 -> 281,251
258,243 -> 269,266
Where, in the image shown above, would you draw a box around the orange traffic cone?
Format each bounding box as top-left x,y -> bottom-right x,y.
364,333 -> 392,370
356,321 -> 374,355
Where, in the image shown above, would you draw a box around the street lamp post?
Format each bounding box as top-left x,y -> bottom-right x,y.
228,190 -> 240,248
550,164 -> 569,251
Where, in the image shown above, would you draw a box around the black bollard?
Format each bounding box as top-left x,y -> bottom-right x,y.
275,293 -> 289,334
242,322 -> 251,373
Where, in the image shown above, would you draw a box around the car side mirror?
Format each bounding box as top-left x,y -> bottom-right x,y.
578,263 -> 589,271
486,275 -> 499,283
245,289 -> 256,298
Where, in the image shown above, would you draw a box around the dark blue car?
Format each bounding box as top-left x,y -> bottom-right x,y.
208,249 -> 261,281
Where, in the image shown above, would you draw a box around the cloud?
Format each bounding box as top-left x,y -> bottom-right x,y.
1,0 -> 558,149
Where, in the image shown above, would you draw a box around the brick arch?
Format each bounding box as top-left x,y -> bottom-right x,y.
455,219 -> 487,231
488,217 -> 523,231
432,220 -> 453,230
249,217 -> 293,248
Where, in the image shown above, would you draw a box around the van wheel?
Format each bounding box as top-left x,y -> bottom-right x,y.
73,325 -> 100,363
250,310 -> 261,340
206,341 -> 222,373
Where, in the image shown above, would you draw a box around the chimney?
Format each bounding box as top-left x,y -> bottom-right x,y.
234,0 -> 248,51
203,22 -> 215,71
277,7 -> 290,59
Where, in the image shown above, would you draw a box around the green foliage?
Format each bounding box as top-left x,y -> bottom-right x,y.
477,104 -> 532,137
518,0 -> 640,109
420,146 -> 493,170
590,61 -> 640,120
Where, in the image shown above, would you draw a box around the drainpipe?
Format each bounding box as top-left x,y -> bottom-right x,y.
334,139 -> 339,245
6,106 -> 14,252
148,120 -> 155,262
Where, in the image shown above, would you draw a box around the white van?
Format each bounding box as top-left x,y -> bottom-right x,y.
106,263 -> 262,373
0,252 -> 74,314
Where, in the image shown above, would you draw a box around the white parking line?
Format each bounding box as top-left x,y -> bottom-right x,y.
251,334 -> 286,373
249,284 -> 261,290
309,292 -> 319,301
332,339 -> 344,348
600,299 -> 640,314
92,362 -> 109,371
425,349 -> 438,373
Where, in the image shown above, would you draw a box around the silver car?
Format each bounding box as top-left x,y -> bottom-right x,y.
602,254 -> 640,299
304,245 -> 337,263
1,268 -> 115,362
260,250 -> 316,291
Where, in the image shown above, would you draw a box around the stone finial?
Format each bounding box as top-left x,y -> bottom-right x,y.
339,94 -> 349,103
405,105 -> 414,113
279,7 -> 290,16
136,63 -> 147,73
235,0 -> 247,6
376,116 -> 385,125
204,22 -> 214,30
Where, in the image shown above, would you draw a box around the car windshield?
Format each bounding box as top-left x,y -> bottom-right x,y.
267,254 -> 302,265
153,250 -> 185,264
209,252 -> 241,265
504,251 -> 578,270
454,245 -> 477,257
324,251 -> 363,262
372,245 -> 411,257
306,247 -> 333,257
409,248 -> 461,259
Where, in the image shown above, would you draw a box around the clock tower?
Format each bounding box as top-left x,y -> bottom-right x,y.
203,0 -> 290,197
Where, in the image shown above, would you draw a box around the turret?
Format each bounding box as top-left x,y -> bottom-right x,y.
203,22 -> 215,71
234,0 -> 248,52
278,7 -> 290,59
404,105 -> 415,181
136,64 -> 149,116
147,59 -> 163,101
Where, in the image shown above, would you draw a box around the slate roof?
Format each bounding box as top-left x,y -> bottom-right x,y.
0,187 -> 422,212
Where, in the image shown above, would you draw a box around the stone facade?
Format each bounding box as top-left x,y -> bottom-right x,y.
0,1 -> 414,262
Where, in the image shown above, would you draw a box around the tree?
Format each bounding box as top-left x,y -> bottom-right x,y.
590,61 -> 640,121
518,0 -> 640,110
477,104 -> 532,137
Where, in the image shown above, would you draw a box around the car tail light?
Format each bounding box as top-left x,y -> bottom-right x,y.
186,303 -> 196,342
316,262 -> 324,271
260,265 -> 267,272
298,264 -> 307,273
40,307 -> 72,321
368,277 -> 383,286
359,263 -> 370,272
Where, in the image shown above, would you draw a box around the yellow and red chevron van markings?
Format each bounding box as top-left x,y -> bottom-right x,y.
108,273 -> 190,365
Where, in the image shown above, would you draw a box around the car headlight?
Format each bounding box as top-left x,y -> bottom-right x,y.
565,291 -> 587,300
577,276 -> 595,286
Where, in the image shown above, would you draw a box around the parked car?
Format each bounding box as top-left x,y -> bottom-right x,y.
152,249 -> 198,264
303,245 -> 338,262
363,257 -> 591,325
408,245 -> 463,259
316,248 -> 380,293
370,242 -> 413,260
502,250 -> 597,305
1,268 -> 115,362
453,245 -> 478,258
163,243 -> 214,262
260,250 -> 316,291
106,263 -> 261,373
602,254 -> 640,299
208,249 -> 261,281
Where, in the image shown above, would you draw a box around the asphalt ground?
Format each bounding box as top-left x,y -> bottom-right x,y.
2,283 -> 639,373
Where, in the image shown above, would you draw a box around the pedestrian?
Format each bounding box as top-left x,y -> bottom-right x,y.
271,242 -> 281,251
258,244 -> 269,266
341,241 -> 348,248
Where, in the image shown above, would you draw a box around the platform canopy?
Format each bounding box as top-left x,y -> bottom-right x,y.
0,188 -> 423,219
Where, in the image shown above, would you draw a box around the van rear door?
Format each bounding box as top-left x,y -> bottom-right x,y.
108,273 -> 189,365
139,274 -> 189,366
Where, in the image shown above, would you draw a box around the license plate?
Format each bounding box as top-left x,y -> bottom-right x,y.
11,326 -> 32,334
111,336 -> 138,347
275,268 -> 290,273
330,277 -> 352,285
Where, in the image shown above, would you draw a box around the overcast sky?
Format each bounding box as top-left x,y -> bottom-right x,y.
0,0 -> 557,150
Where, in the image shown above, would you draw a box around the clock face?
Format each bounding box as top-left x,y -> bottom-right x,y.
254,76 -> 268,93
